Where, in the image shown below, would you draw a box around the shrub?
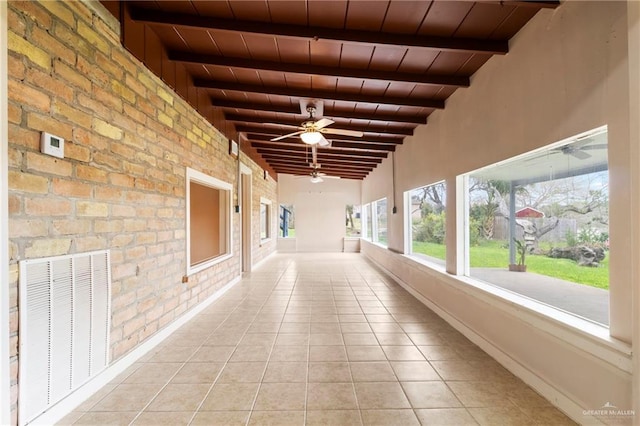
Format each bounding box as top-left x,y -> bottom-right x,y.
414,212 -> 446,244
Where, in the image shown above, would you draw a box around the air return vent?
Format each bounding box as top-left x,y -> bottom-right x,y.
19,250 -> 111,425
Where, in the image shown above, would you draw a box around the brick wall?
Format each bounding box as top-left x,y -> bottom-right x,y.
6,1 -> 276,423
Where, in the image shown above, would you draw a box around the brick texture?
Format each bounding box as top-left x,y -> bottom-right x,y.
6,1 -> 277,423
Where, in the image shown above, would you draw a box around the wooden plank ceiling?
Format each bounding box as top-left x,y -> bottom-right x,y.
104,0 -> 558,180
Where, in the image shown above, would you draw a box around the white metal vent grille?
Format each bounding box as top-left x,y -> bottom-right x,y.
19,250 -> 111,425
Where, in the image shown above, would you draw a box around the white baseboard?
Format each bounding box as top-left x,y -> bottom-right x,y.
252,250 -> 276,270
363,253 -> 603,426
28,275 -> 241,426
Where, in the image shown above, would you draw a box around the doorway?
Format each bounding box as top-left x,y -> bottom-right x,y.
240,164 -> 252,272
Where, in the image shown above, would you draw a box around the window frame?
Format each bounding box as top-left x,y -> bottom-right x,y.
404,180 -> 447,267
185,167 -> 233,276
260,197 -> 272,243
362,203 -> 372,240
373,197 -> 388,247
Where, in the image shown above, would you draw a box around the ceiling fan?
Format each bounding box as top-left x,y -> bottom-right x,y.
294,145 -> 340,183
526,138 -> 607,162
270,101 -> 364,146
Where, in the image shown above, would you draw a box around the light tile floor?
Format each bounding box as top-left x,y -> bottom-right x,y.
59,253 -> 576,425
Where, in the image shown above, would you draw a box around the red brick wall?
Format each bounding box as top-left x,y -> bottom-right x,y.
6,1 -> 276,423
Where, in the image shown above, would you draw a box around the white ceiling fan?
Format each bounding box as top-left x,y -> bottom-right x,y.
270,100 -> 363,146
294,145 -> 340,183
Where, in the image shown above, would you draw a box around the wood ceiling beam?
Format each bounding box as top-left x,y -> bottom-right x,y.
272,167 -> 367,178
255,146 -> 388,159
226,114 -> 414,137
172,51 -> 469,88
195,80 -> 445,109
240,128 -> 403,144
257,151 -> 382,165
266,161 -> 374,172
249,138 -> 395,152
498,1 -> 560,8
211,98 -> 428,125
251,141 -> 390,156
129,8 -> 509,55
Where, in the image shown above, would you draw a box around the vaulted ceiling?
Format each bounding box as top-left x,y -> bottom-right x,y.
103,0 -> 559,180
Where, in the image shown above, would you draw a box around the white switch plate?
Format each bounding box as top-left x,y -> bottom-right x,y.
40,132 -> 64,159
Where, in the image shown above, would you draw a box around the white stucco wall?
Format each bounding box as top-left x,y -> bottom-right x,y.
362,1 -> 635,422
277,174 -> 361,252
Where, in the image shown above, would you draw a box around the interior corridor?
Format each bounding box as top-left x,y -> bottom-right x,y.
59,253 -> 575,425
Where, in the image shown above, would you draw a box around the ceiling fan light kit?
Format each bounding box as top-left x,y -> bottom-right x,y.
300,130 -> 322,145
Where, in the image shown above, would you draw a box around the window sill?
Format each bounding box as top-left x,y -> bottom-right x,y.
260,237 -> 272,246
386,249 -> 631,371
187,253 -> 233,276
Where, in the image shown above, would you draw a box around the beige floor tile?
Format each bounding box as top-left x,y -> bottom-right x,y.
519,407 -> 578,425
147,346 -> 198,363
270,345 -> 308,361
253,383 -> 307,410
418,345 -> 462,361
408,333 -> 445,346
346,346 -> 386,361
200,383 -> 260,411
355,382 -> 411,409
390,361 -> 440,381
309,333 -> 344,345
308,361 -> 352,382
343,333 -> 379,346
448,381 -> 516,407
431,360 -> 489,381
73,411 -> 138,425
382,345 -> 425,361
399,323 -> 431,333
247,322 -> 281,333
309,345 -> 348,362
375,333 -> 413,346
278,322 -> 310,333
203,332 -> 243,346
340,323 -> 372,333
338,314 -> 367,322
350,361 -> 397,382
248,410 -> 305,425
189,345 -> 235,362
74,385 -> 117,411
123,362 -> 182,384
370,323 -> 404,333
217,362 -> 267,383
307,382 -> 358,410
191,411 -> 250,425
336,306 -> 365,314
504,386 -> 553,409
401,381 -> 462,408
366,314 -> 396,323
414,408 -> 479,425
229,345 -> 271,362
146,384 -> 209,412
238,332 -> 277,346
56,411 -> 84,425
132,411 -> 193,425
361,409 -> 420,426
171,362 -> 222,384
311,314 -> 340,323
263,362 -> 308,382
91,384 -> 163,411
310,322 -> 342,333
468,407 -> 537,426
306,410 -> 363,425
275,333 -> 310,346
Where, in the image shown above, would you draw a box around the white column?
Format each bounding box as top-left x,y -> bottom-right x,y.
627,0 -> 640,418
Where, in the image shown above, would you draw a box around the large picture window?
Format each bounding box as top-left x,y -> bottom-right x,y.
186,168 -> 232,275
260,198 -> 272,241
406,181 -> 446,266
279,204 -> 295,238
374,198 -> 388,246
346,204 -> 361,237
363,203 -> 372,240
463,126 -> 609,326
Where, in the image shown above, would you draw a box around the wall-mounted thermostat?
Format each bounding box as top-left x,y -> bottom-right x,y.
40,132 -> 64,159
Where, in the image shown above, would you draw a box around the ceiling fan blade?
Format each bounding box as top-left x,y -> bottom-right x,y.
321,128 -> 364,137
314,118 -> 334,129
270,130 -> 303,142
323,175 -> 341,180
568,149 -> 591,160
318,135 -> 331,147
580,144 -> 608,150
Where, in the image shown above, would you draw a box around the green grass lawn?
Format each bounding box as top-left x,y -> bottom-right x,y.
412,239 -> 609,290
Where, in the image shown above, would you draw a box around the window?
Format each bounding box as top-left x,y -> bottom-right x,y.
279,204 -> 295,237
260,198 -> 272,241
406,181 -> 446,266
186,168 -> 232,275
463,126 -> 609,326
363,203 -> 372,240
346,204 -> 361,237
374,198 -> 388,246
